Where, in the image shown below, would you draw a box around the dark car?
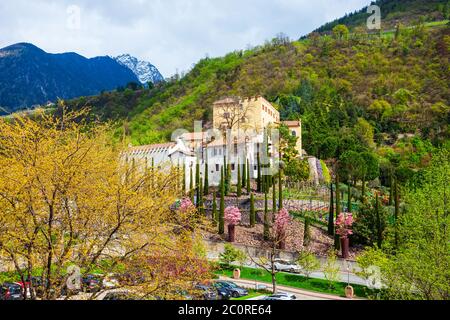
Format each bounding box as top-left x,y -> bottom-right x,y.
195,284 -> 219,300
82,274 -> 103,293
102,292 -> 135,300
0,283 -> 24,300
213,281 -> 248,298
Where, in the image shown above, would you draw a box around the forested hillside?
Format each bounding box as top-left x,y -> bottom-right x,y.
311,0 -> 449,34
65,19 -> 449,178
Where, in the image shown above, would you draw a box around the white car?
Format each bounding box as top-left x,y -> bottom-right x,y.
272,259 -> 302,274
264,292 -> 297,300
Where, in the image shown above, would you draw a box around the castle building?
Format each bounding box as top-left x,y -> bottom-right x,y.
127,96 -> 303,191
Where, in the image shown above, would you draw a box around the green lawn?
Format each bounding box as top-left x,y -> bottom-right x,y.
231,290 -> 266,300
217,266 -> 373,298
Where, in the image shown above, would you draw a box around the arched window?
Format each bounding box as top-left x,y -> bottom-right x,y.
292,130 -> 297,137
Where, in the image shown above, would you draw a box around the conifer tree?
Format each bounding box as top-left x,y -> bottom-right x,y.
219,167 -> 225,235
328,182 -> 335,236
212,192 -> 218,226
204,161 -> 209,196
263,191 -> 270,240
272,176 -> 276,222
237,160 -> 242,198
242,158 -> 246,191
246,159 -> 251,193
250,192 -> 256,227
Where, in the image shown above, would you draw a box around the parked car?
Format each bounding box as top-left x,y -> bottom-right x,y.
263,292 -> 297,300
102,291 -> 135,300
0,283 -> 23,300
82,274 -> 103,293
195,284 -> 219,300
272,259 -> 302,274
213,281 -> 248,298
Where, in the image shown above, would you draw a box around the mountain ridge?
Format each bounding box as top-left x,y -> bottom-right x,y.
0,43 -> 140,113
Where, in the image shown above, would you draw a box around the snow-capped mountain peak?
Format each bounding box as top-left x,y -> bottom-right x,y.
114,54 -> 164,85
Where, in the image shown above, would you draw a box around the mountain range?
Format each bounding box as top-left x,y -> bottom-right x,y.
114,54 -> 164,85
0,43 -> 163,114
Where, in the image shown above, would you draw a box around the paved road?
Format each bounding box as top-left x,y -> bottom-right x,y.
219,277 -> 354,301
241,262 -> 367,286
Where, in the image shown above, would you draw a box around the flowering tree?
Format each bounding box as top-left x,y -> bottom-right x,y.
0,107 -> 209,300
274,208 -> 291,249
224,206 -> 241,242
335,213 -> 354,239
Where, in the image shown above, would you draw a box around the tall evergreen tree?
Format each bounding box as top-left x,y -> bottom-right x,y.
394,178 -> 400,249
204,161 -> 209,196
250,192 -> 256,227
198,178 -> 204,214
272,176 -> 277,222
242,158 -> 246,191
219,167 -> 225,235
278,167 -> 283,210
237,160 -> 242,197
257,151 -> 262,192
328,182 -> 335,236
375,193 -> 383,248
264,190 -> 270,241
246,159 -> 251,194
226,162 -> 232,196
189,166 -> 194,204
347,183 -> 352,213
334,169 -> 341,251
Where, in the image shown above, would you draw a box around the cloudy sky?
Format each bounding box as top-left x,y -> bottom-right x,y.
0,0 -> 369,77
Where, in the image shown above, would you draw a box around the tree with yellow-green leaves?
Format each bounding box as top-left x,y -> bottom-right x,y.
0,106 -> 210,300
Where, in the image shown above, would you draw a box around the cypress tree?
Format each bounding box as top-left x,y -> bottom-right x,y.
389,171 -> 394,206
375,193 -> 382,248
264,190 -> 270,241
189,166 -> 194,204
246,159 -> 251,193
394,178 -> 399,249
347,183 -> 352,213
195,162 -> 201,206
250,192 -> 256,227
226,162 -> 231,196
328,182 -> 335,236
272,176 -> 277,222
204,161 -> 209,196
334,170 -> 341,251
212,192 -> 218,226
219,167 -> 225,235
278,168 -> 283,210
237,160 -> 242,197
242,158 -> 246,191
198,178 -> 204,214
257,151 -> 261,192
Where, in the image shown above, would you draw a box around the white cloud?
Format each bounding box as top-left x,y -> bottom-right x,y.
0,0 -> 369,77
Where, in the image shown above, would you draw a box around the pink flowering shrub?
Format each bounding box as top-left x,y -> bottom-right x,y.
275,208 -> 291,237
335,213 -> 354,239
224,206 -> 242,226
179,198 -> 195,213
